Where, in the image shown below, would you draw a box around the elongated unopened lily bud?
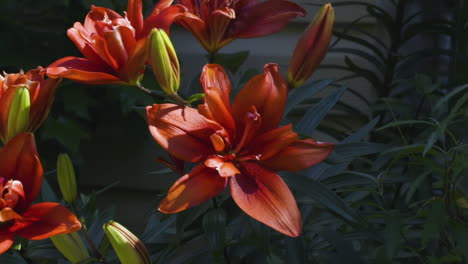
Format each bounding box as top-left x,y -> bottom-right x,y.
103,220 -> 151,264
6,87 -> 30,142
51,232 -> 90,263
287,3 -> 334,89
57,153 -> 78,204
148,28 -> 180,95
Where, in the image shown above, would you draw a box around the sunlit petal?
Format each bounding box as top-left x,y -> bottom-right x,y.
230,162 -> 301,237
261,139 -> 335,171
15,202 -> 81,240
159,164 -> 226,213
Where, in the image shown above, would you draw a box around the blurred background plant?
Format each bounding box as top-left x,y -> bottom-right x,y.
1,0 -> 468,263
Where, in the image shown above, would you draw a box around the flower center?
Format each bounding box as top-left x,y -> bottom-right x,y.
0,177 -> 25,211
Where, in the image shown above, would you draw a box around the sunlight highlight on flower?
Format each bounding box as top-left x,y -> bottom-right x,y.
0,133 -> 81,254
146,64 -> 335,237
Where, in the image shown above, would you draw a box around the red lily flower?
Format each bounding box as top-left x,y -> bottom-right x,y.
0,133 -> 81,254
178,0 -> 306,53
146,64 -> 335,237
0,67 -> 60,143
46,0 -> 186,85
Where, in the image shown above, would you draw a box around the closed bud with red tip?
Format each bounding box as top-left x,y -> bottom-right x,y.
287,3 -> 334,89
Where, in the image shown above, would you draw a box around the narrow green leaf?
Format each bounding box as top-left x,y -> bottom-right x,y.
284,79 -> 333,115
383,211 -> 402,260
288,176 -> 364,225
376,120 -> 435,131
433,84 -> 468,112
295,86 -> 346,136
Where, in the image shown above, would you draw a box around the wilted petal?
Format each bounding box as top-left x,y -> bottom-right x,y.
230,162 -> 301,237
0,229 -> 14,254
146,104 -> 224,162
159,164 -> 226,213
231,64 -> 287,133
261,139 -> 335,171
46,57 -> 122,85
229,0 -> 306,38
0,133 -> 43,211
14,202 -> 81,240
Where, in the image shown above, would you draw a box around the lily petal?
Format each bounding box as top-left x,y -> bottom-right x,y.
14,202 -> 81,240
67,24 -> 108,66
127,0 -> 144,37
159,164 -> 226,213
230,162 -> 301,237
177,13 -> 210,51
0,208 -> 23,222
229,0 -> 306,38
46,57 -> 122,85
247,124 -> 298,160
146,104 -> 224,162
0,133 -> 43,211
260,139 -> 335,172
120,37 -> 147,85
0,229 -> 14,254
231,64 -> 287,133
28,75 -> 61,133
200,64 -> 232,107
141,5 -> 187,38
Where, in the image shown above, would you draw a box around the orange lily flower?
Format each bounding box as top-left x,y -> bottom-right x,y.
178,0 -> 306,53
0,133 -> 81,254
46,0 -> 186,85
0,67 -> 60,143
287,3 -> 334,89
146,64 -> 335,237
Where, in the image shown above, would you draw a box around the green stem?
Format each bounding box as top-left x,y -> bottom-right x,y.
70,204 -> 105,263
136,84 -> 165,102
171,93 -> 188,106
208,52 -> 217,64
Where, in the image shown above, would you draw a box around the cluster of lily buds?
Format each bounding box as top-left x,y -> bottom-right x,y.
103,220 -> 151,264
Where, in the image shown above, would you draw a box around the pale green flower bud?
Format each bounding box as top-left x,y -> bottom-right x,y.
57,153 -> 78,204
6,87 -> 30,142
103,220 -> 151,264
148,28 -> 180,95
50,232 -> 90,263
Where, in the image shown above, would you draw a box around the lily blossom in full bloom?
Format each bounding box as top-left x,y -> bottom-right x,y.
0,67 -> 60,143
178,0 -> 306,53
46,0 -> 186,85
0,133 -> 81,254
146,64 -> 335,237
